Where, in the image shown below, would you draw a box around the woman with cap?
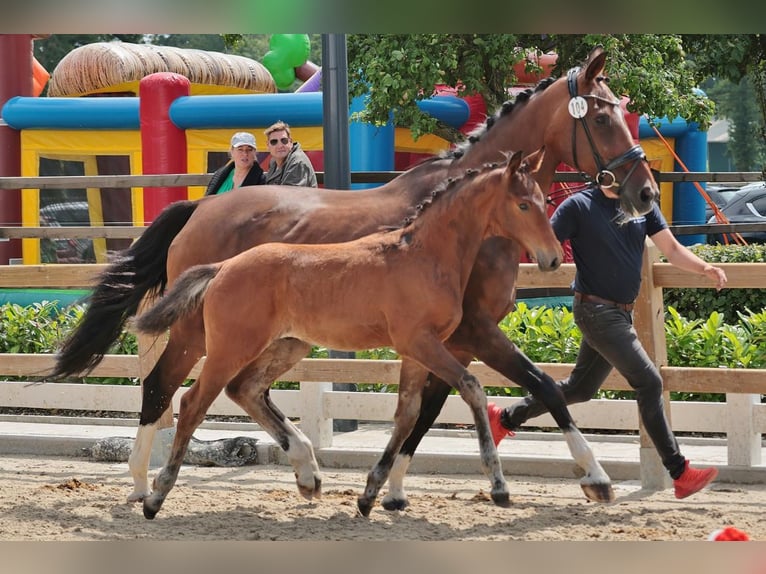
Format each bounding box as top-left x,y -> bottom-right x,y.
204,132 -> 265,196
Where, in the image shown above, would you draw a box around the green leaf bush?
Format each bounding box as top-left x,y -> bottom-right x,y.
2,242 -> 765,406
663,244 -> 766,322
0,301 -> 137,384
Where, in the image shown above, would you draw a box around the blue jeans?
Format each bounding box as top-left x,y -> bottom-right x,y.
506,299 -> 687,479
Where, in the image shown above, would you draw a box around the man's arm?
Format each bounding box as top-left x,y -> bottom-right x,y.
650,228 -> 727,290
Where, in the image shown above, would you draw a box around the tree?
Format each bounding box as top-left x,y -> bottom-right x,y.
346,34 -> 716,142
347,35 -> 522,140
681,35 -> 766,173
147,34 -> 227,52
704,77 -> 766,171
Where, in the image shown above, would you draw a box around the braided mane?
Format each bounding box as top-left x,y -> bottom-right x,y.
407,76 -> 556,170
446,76 -> 555,160
397,158 -> 506,230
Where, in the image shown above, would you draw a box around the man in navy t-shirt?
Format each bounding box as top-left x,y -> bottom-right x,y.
489,183 -> 727,499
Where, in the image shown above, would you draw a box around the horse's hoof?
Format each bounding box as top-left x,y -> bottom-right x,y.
357,496 -> 374,518
126,490 -> 149,503
381,495 -> 409,512
581,482 -> 615,503
143,495 -> 164,519
296,476 -> 322,500
491,490 -> 511,508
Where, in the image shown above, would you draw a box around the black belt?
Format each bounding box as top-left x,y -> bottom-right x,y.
574,291 -> 635,312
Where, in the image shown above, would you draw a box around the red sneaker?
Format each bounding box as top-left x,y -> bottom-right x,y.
673,461 -> 718,499
487,402 -> 515,446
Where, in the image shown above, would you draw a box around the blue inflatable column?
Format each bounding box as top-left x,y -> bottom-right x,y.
349,94 -> 394,190
673,125 -> 707,246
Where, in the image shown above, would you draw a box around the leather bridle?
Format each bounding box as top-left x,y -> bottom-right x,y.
567,67 -> 646,194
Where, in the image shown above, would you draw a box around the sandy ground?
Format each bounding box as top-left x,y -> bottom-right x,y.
0,454 -> 764,542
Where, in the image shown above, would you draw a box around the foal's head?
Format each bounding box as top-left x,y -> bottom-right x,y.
489,148 -> 562,271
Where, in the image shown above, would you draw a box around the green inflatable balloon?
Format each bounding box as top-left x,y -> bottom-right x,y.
263,34 -> 310,91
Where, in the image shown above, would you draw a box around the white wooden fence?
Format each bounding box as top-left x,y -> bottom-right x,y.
0,249 -> 764,488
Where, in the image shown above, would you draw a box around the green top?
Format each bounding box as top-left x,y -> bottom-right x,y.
216,170 -> 236,194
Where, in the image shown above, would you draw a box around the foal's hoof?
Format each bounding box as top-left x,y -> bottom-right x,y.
580,481 -> 615,504
381,495 -> 409,512
143,494 -> 165,520
126,489 -> 150,504
357,496 -> 374,518
296,475 -> 322,500
491,490 -> 511,508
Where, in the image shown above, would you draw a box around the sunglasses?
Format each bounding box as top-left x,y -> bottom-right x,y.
269,137 -> 290,146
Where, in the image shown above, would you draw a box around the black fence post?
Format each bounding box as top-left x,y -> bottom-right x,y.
322,34 -> 358,433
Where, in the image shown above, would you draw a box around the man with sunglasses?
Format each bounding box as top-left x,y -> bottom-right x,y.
263,121 -> 317,187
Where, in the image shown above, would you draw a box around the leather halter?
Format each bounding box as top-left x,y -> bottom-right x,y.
567,67 -> 646,193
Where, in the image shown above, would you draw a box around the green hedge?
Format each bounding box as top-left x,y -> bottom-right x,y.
2,242 -> 764,404
0,300 -> 137,384
663,244 -> 766,323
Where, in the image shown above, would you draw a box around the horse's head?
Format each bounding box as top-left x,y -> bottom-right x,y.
493,148 -> 563,271
548,46 -> 659,218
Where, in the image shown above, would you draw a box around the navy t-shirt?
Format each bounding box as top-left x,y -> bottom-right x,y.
551,186 -> 667,304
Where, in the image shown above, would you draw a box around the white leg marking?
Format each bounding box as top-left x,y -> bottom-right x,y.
564,428 -> 610,485
382,454 -> 412,507
283,419 -> 321,497
127,423 -> 158,502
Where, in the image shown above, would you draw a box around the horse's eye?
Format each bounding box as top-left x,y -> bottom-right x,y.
594,114 -> 610,127
519,203 -> 529,211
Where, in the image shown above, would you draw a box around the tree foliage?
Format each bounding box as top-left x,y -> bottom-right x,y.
347,34 -> 522,140
31,34 -> 766,157
347,34 -> 716,141
682,35 -> 766,172
704,77 -> 766,171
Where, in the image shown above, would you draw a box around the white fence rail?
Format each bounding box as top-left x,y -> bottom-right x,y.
1,250 -> 765,485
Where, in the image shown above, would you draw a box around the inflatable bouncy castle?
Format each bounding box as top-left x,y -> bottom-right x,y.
2,36 -> 484,264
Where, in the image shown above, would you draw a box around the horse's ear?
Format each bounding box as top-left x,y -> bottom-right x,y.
523,146 -> 545,174
584,45 -> 607,83
506,149 -> 523,175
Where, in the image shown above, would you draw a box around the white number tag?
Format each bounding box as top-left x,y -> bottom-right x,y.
568,96 -> 588,119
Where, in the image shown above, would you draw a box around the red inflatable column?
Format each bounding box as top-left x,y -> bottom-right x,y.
0,35 -> 33,264
621,97 -> 639,141
139,73 -> 189,225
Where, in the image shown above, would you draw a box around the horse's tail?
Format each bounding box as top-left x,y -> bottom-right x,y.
48,200 -> 201,380
134,264 -> 220,335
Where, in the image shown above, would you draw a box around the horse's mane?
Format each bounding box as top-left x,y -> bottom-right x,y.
380,158 -> 506,236
446,76 -> 556,160
402,76 -> 556,171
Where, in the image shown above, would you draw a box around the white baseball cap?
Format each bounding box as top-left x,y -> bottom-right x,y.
231,132 -> 257,149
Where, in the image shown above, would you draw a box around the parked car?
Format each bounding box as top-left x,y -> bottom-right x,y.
707,182 -> 766,244
703,185 -> 740,221
39,201 -> 96,263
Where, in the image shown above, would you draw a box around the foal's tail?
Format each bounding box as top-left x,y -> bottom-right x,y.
47,200 -> 201,380
134,264 -> 220,335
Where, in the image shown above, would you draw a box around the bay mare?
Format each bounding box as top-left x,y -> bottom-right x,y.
133,150 -> 576,518
49,47 -> 659,511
